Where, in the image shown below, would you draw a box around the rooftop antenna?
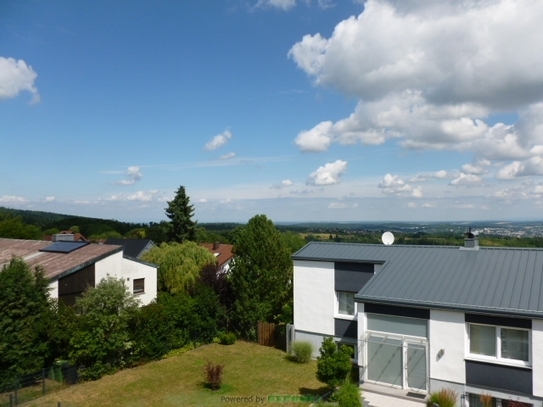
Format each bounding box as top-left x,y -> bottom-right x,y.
381,231 -> 395,246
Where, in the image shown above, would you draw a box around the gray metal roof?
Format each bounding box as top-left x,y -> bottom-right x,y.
293,241 -> 543,318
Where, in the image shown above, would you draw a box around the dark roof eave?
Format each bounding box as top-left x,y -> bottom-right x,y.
356,295 -> 543,320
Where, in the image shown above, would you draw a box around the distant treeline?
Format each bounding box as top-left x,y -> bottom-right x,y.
1,206 -> 542,248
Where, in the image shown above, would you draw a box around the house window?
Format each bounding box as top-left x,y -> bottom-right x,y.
133,278 -> 145,294
468,324 -> 530,364
337,291 -> 355,316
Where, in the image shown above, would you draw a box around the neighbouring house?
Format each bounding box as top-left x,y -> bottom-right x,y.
0,238 -> 157,306
200,242 -> 234,274
292,236 -> 543,406
103,238 -> 156,260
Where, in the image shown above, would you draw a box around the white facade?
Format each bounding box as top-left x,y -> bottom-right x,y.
121,257 -> 157,306
429,310 -> 466,384
293,260 -> 335,336
95,250 -> 124,281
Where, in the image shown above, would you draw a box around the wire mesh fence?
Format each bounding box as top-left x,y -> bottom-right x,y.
0,363 -> 78,407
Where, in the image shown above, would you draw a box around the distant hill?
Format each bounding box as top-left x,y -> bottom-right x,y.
0,206 -> 146,237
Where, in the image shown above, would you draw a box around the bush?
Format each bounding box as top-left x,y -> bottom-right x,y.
219,332 -> 237,345
335,382 -> 361,407
204,361 -> 224,390
291,341 -> 313,363
316,337 -> 353,388
427,388 -> 458,407
480,393 -> 493,407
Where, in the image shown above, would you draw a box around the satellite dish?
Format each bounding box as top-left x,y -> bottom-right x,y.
382,231 -> 395,245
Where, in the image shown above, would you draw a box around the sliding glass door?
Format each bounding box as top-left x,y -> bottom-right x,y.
366,334 -> 427,392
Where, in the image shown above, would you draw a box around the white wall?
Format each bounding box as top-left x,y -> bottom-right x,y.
122,258 -> 157,306
429,309 -> 466,385
95,251 -> 124,281
48,280 -> 58,300
95,251 -> 157,306
293,260 -> 334,336
532,319 -> 543,397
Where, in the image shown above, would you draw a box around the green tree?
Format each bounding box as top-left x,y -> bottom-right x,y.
281,231 -> 306,254
0,215 -> 42,239
316,337 -> 353,388
141,241 -> 215,294
68,276 -> 140,380
0,258 -> 51,388
146,221 -> 170,244
228,214 -> 293,339
165,185 -> 197,243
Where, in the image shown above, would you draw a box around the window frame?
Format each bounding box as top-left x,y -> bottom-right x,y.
133,278 -> 145,295
467,323 -> 531,367
336,291 -> 356,319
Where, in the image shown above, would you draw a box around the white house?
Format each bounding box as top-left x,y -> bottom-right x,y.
293,237 -> 543,407
0,238 -> 157,306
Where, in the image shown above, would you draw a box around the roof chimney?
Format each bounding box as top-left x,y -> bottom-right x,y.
463,227 -> 479,249
213,241 -> 220,250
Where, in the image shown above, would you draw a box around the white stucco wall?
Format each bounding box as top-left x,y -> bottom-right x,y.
94,251 -> 157,306
429,309 -> 466,385
532,319 -> 543,397
122,258 -> 157,306
48,280 -> 58,300
293,259 -> 334,336
95,251 -> 124,281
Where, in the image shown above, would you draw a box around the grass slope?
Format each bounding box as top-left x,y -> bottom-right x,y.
24,342 -> 327,407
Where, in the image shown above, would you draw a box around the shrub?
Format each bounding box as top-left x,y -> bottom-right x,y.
427,388 -> 458,407
291,341 -> 313,363
480,393 -> 493,407
316,337 -> 353,388
219,332 -> 236,345
204,361 -> 224,390
335,382 -> 361,407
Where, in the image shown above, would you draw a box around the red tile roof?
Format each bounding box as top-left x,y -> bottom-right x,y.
199,243 -> 234,268
0,238 -> 122,280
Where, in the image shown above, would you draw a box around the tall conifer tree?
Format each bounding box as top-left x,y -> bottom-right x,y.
165,185 -> 197,243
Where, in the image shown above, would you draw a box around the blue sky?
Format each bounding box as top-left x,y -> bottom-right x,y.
2,0 -> 543,224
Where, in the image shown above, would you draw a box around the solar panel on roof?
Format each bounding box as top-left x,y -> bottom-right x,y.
40,241 -> 89,253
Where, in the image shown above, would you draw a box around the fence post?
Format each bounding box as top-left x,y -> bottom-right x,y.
43,368 -> 46,395
9,394 -> 12,407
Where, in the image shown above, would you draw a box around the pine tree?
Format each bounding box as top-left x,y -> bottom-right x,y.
165,185 -> 197,243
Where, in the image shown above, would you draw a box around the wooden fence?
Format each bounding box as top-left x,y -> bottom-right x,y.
257,322 -> 276,347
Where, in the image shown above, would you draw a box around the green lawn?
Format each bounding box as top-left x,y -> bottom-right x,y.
22,342 -> 328,407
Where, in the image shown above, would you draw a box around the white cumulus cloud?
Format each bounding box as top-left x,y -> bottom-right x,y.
0,57 -> 40,104
115,166 -> 142,185
0,195 -> 28,203
307,159 -> 347,185
127,190 -> 157,201
289,0 -> 543,172
449,173 -> 482,186
378,173 -> 422,197
205,129 -> 232,151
